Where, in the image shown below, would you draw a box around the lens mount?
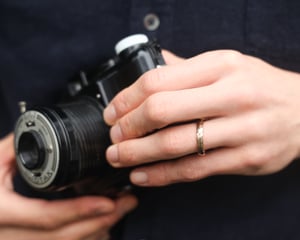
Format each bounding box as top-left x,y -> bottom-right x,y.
14,110 -> 60,189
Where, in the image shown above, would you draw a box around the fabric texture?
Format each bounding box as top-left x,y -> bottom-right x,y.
1,0 -> 300,239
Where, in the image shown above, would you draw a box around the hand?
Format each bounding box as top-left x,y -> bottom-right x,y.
0,134 -> 137,240
103,50 -> 300,187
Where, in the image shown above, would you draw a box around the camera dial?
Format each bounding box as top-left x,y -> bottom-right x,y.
115,34 -> 149,55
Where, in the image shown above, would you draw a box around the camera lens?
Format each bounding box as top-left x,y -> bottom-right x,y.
18,131 -> 46,170
14,34 -> 163,194
14,97 -> 130,193
21,97 -> 115,189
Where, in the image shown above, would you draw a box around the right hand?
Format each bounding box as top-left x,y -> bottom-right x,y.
0,134 -> 138,240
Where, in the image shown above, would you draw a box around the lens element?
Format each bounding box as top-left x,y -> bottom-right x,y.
18,131 -> 46,170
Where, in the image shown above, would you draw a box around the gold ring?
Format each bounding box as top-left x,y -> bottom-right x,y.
196,119 -> 205,156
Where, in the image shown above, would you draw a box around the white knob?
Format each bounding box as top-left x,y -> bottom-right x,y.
115,34 -> 149,55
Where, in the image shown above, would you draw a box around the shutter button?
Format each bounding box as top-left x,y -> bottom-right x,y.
144,13 -> 160,31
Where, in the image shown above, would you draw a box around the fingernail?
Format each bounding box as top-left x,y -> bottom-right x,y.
104,104 -> 117,124
106,145 -> 119,164
110,124 -> 123,143
131,172 -> 148,185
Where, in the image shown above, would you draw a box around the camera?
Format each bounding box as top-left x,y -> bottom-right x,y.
14,34 -> 165,195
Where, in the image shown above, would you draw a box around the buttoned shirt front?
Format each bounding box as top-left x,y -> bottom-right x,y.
1,1 -> 300,239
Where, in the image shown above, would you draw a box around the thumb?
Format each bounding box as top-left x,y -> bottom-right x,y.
0,133 -> 16,189
162,49 -> 185,65
0,133 -> 15,166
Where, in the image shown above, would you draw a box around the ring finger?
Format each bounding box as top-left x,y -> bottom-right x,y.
107,116 -> 249,167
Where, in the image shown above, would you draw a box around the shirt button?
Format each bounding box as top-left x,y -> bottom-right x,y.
143,13 -> 160,31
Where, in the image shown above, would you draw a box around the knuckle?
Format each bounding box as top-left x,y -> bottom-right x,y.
178,166 -> 200,182
237,84 -> 260,109
160,129 -> 182,156
162,163 -> 174,184
119,142 -> 138,165
139,69 -> 163,94
154,163 -> 174,185
219,50 -> 244,69
144,93 -> 168,127
113,89 -> 132,116
242,147 -> 269,173
228,84 -> 257,111
243,115 -> 266,140
118,115 -> 134,138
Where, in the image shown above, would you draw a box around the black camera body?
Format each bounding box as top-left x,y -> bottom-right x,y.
14,34 -> 165,195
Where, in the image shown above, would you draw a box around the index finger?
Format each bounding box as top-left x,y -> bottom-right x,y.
103,50 -> 244,125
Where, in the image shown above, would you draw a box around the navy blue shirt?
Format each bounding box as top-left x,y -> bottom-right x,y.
1,1 -> 300,239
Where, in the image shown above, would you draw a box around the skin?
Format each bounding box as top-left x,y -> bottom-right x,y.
104,50 -> 300,187
3,49 -> 300,238
0,134 -> 137,240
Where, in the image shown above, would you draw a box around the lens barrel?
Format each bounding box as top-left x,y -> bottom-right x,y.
15,96 -> 122,191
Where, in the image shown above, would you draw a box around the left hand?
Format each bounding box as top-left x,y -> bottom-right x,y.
103,50 -> 300,187
0,134 -> 137,239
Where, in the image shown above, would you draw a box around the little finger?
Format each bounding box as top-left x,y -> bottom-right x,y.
129,147 -> 245,186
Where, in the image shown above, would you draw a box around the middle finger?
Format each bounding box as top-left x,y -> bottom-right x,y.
110,84 -> 234,143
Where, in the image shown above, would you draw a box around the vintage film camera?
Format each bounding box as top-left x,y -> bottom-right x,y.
14,34 -> 165,195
